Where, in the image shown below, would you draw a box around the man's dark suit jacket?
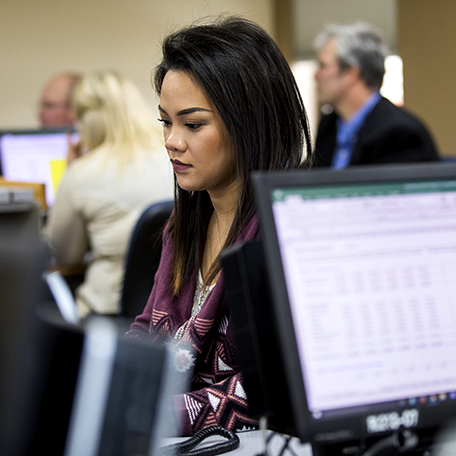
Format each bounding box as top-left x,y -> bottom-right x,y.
313,97 -> 440,167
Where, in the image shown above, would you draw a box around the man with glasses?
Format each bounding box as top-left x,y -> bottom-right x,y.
38,72 -> 81,128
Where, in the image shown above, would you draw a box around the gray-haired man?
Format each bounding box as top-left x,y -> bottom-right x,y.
313,23 -> 439,168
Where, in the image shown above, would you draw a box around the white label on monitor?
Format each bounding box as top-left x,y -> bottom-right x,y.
272,188 -> 456,413
366,409 -> 419,434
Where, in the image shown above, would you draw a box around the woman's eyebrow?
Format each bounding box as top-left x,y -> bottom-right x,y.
158,105 -> 212,116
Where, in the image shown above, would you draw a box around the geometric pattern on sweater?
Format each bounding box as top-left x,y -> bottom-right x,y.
213,338 -> 236,375
234,380 -> 247,399
208,392 -> 221,412
153,309 -> 215,350
192,335 -> 238,386
174,348 -> 196,373
218,316 -> 229,335
185,317 -> 214,351
152,309 -> 175,336
174,318 -> 216,349
184,374 -> 258,434
184,393 -> 204,425
218,357 -> 233,372
152,310 -> 238,387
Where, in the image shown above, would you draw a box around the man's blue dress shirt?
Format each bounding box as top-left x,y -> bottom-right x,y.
331,92 -> 382,170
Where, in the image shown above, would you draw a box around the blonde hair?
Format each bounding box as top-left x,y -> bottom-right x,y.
71,70 -> 158,168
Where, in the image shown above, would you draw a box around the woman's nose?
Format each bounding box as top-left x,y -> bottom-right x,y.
165,129 -> 186,152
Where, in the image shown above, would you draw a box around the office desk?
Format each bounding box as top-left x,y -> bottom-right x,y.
159,430 -> 312,456
0,178 -> 47,212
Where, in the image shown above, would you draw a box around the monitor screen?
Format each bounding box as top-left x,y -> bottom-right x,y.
0,128 -> 78,207
253,163 -> 456,453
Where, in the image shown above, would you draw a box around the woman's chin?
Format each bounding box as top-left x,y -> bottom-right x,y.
177,182 -> 199,193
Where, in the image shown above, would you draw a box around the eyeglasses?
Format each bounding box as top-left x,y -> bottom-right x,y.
38,101 -> 70,111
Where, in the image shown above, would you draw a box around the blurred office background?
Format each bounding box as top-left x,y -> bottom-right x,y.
0,0 -> 453,155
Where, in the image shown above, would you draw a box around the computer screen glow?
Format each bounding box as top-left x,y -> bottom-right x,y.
272,180 -> 456,415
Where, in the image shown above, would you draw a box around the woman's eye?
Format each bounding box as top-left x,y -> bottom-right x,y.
185,123 -> 202,131
157,118 -> 171,127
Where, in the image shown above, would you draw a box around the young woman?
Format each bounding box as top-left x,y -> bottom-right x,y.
46,70 -> 174,317
127,16 -> 312,435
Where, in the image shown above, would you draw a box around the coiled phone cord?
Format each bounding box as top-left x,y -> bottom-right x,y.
156,425 -> 240,456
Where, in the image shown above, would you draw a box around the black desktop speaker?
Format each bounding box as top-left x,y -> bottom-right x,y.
222,239 -> 295,435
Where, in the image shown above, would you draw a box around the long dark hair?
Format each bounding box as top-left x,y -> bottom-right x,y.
154,16 -> 312,295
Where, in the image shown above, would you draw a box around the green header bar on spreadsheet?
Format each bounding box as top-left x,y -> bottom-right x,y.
271,179 -> 456,202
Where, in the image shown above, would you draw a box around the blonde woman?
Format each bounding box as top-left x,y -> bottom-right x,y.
46,70 -> 174,317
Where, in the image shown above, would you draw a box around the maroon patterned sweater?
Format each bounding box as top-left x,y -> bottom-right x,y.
127,215 -> 260,435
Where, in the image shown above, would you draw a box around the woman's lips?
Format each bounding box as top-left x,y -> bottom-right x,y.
170,159 -> 192,173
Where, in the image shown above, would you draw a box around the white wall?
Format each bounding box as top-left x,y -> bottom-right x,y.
292,0 -> 396,59
0,0 -> 272,129
291,60 -> 319,144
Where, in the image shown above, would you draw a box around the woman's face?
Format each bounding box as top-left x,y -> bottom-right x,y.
158,70 -> 236,196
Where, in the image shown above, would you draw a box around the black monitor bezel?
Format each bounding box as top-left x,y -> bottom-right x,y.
252,162 -> 456,445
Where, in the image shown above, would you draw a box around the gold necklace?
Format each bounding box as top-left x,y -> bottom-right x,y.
214,211 -> 221,251
191,211 -> 222,318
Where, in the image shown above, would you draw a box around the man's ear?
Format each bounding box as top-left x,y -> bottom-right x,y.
343,65 -> 362,87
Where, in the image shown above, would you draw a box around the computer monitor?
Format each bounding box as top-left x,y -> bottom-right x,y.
221,239 -> 295,436
0,128 -> 78,207
0,191 -> 178,456
250,162 -> 456,455
0,192 -> 47,456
